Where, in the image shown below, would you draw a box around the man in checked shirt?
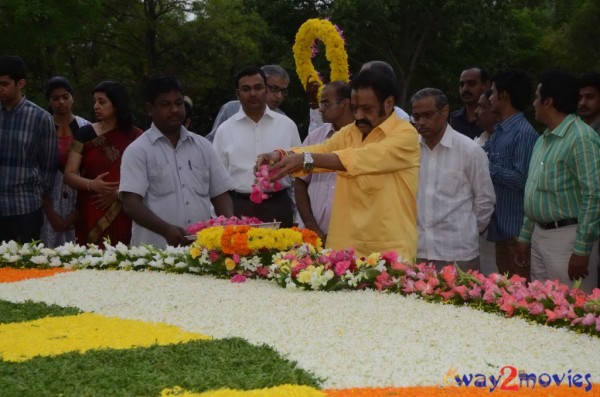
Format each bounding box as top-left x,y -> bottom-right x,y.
0,56 -> 57,243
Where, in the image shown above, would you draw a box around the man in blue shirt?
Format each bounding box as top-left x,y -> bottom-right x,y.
0,56 -> 57,243
449,67 -> 491,139
486,69 -> 538,279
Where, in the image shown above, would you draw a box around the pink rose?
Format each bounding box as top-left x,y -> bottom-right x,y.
334,260 -> 351,276
231,274 -> 247,283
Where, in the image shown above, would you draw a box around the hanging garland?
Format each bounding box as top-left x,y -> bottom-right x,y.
292,18 -> 349,93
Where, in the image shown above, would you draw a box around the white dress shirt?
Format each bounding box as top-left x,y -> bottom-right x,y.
213,106 -> 301,193
417,125 -> 496,261
120,124 -> 235,248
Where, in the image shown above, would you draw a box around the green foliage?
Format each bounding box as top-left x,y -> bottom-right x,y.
0,300 -> 80,324
0,0 -> 598,130
0,338 -> 321,396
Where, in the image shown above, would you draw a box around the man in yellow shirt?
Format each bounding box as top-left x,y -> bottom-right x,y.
257,67 -> 420,260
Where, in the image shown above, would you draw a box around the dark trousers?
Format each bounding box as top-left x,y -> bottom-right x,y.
0,208 -> 43,244
231,190 -> 294,228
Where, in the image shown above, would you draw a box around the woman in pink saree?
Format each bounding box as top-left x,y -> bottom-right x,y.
64,81 -> 142,246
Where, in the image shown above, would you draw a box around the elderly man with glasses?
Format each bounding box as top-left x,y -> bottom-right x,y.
411,88 -> 496,272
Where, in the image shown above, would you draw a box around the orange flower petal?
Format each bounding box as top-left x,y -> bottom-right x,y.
0,267 -> 71,283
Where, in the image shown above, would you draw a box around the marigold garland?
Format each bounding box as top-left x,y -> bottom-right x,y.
293,18 -> 349,92
194,226 -> 322,257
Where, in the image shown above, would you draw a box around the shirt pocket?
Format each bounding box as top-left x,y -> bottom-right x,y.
356,174 -> 384,193
438,170 -> 463,197
148,163 -> 175,197
190,160 -> 210,197
490,151 -> 513,167
537,160 -> 568,192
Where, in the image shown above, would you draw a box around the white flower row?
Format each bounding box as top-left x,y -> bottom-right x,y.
0,270 -> 597,389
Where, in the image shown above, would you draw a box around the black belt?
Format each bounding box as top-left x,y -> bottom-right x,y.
537,218 -> 578,230
230,189 -> 289,201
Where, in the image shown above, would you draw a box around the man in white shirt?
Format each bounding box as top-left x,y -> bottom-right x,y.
120,77 -> 234,248
213,66 -> 301,227
205,65 -> 289,142
411,88 -> 496,271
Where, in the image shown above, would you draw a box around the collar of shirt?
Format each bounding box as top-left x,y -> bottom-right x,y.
354,111 -> 401,140
418,124 -> 456,149
587,115 -> 600,133
1,95 -> 26,112
147,123 -> 193,146
495,111 -> 525,134
543,113 -> 576,138
231,104 -> 278,123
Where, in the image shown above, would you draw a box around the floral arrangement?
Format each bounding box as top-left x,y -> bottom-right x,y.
270,247 -> 600,335
188,226 -> 322,279
1,239 -> 600,337
293,18 -> 349,93
186,215 -> 262,235
250,164 -> 283,204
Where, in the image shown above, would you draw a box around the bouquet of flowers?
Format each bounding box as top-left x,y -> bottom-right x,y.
188,225 -> 322,281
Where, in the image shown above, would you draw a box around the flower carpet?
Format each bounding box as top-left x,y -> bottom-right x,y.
1,238 -> 600,396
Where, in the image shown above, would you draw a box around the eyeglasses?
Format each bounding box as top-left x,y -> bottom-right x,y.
319,100 -> 341,110
266,84 -> 289,96
409,109 -> 441,123
237,84 -> 266,94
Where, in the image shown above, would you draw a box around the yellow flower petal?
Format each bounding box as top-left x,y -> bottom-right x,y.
0,313 -> 211,362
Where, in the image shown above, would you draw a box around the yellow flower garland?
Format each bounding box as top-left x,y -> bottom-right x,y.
293,18 -> 349,91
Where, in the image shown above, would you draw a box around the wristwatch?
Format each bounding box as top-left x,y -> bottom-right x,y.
303,152 -> 314,172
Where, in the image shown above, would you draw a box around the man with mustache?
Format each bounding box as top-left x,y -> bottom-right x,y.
256,67 -> 420,259
213,66 -> 301,227
450,67 -> 491,139
577,71 -> 600,134
206,65 -> 290,142
515,70 -> 600,293
120,77 -> 234,248
411,88 -> 495,272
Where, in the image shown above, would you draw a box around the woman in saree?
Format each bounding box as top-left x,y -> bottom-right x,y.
41,77 -> 90,247
64,81 -> 142,246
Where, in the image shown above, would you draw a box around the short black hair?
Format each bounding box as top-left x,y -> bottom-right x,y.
539,70 -> 579,114
463,66 -> 490,83
45,76 -> 73,100
350,68 -> 398,105
145,76 -> 184,104
93,81 -> 134,130
578,71 -> 600,91
234,66 -> 266,89
0,55 -> 26,82
327,80 -> 351,101
491,69 -> 532,111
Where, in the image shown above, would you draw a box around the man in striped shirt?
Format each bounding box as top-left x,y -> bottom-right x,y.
515,70 -> 600,292
0,56 -> 57,243
486,69 -> 539,280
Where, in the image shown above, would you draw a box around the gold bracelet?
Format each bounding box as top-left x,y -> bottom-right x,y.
87,179 -> 92,192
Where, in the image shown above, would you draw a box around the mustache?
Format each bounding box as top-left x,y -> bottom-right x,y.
461,92 -> 472,97
355,119 -> 372,127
